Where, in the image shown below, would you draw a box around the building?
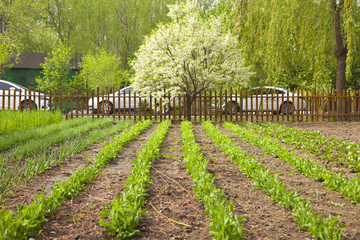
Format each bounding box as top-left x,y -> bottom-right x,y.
2,52 -> 80,88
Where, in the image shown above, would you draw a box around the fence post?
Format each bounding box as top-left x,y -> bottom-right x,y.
2,89 -> 4,110
12,87 -> 16,110
255,89 -> 258,122
209,90 -> 212,121
198,92 -> 201,121
117,89 -> 120,120
224,89 -> 228,122
112,89 -> 116,121
245,90 -> 248,122
49,89 -> 53,111
271,89 -> 274,121
235,89 -> 238,122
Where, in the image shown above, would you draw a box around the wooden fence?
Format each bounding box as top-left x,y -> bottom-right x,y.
1,87 -> 360,122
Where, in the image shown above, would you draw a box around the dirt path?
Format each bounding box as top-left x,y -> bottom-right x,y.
220,125 -> 360,240
193,123 -> 311,240
1,139 -> 105,211
3,121 -> 360,239
135,124 -> 211,240
37,124 -> 157,239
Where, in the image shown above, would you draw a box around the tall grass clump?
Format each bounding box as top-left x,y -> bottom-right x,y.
0,110 -> 63,135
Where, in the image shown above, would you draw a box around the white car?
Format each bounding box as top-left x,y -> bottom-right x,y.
0,79 -> 52,110
222,86 -> 307,114
88,86 -> 178,114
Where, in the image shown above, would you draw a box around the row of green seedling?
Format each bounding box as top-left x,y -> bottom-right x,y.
9,117 -> 113,159
0,110 -> 63,135
224,122 -> 360,204
202,121 -> 344,239
181,121 -> 245,239
250,121 -> 360,171
100,120 -> 171,239
0,120 -> 152,240
0,120 -> 133,200
0,117 -> 92,152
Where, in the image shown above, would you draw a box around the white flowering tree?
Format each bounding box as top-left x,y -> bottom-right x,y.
132,0 -> 253,120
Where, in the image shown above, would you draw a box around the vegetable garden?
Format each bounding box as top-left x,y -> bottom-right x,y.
1,111 -> 360,239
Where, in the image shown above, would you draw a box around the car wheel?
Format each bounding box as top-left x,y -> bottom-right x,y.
99,101 -> 113,114
226,101 -> 239,114
281,102 -> 293,115
20,100 -> 37,111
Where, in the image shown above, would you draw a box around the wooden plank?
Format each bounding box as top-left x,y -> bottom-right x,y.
225,89 -> 228,122
134,91 -> 137,121
214,91 -> 218,122
199,91 -> 203,121
245,90 -> 248,122
150,95 -> 153,120
255,89 -> 258,122
235,90 -> 238,122
204,91 -> 207,121
209,91 -> 213,121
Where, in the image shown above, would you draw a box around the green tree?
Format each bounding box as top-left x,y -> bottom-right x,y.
212,0 -> 360,93
132,1 -> 253,120
1,0 -> 55,53
79,50 -> 124,91
0,36 -> 18,79
39,0 -> 181,68
36,42 -> 72,90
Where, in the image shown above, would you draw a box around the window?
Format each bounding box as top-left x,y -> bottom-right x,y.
0,82 -> 12,90
124,87 -> 133,94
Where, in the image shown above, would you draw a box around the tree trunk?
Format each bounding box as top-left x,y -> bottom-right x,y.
185,94 -> 195,121
332,0 -> 348,120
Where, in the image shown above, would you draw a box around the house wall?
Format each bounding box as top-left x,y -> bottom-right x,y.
2,68 -> 78,89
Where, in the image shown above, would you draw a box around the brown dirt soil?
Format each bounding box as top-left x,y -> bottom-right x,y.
0,140 -> 103,212
284,121 -> 360,143
2,121 -> 360,239
134,125 -> 211,240
193,124 -> 311,240
220,123 -> 360,240
38,124 -> 158,239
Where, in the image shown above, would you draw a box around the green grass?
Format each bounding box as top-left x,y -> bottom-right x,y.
0,119 -> 133,200
0,110 -> 63,135
9,117 -> 113,159
0,117 -> 91,152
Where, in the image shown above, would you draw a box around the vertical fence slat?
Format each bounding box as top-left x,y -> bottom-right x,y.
224,89 -> 228,122
245,90 -> 248,122
134,91 -> 137,121
6,88 -> 360,122
149,95 -> 153,120
199,91 -> 203,121
209,91 -> 212,121
235,90 -> 238,122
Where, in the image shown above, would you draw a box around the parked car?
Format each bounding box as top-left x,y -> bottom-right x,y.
222,86 -> 307,114
0,79 -> 52,111
88,86 -> 178,114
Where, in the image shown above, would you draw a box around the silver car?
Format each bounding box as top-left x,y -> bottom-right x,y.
88,86 -> 178,114
223,86 -> 307,114
0,79 -> 52,110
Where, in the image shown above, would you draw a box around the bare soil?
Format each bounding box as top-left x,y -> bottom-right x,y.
2,121 -> 360,239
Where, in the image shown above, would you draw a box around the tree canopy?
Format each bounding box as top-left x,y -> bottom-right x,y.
2,0 -> 360,93
79,50 -> 124,91
132,0 -> 253,119
212,0 -> 360,91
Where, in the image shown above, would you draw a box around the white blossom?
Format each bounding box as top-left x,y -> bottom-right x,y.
131,0 -> 253,117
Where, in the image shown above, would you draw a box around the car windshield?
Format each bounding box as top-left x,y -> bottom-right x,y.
0,81 -> 28,90
0,81 -> 27,90
118,87 -> 133,95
